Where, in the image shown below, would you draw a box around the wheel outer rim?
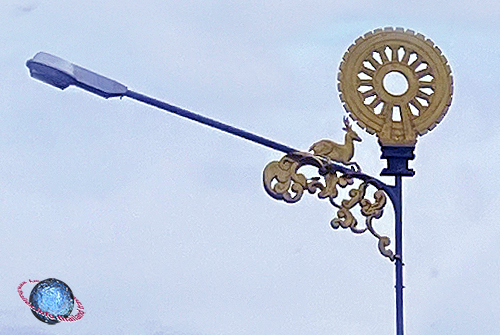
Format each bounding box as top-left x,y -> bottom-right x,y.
338,28 -> 453,143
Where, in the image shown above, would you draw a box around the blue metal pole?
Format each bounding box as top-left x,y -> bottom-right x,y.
394,175 -> 404,335
380,146 -> 413,335
124,90 -> 299,155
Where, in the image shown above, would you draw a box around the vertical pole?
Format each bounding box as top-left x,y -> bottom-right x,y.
380,146 -> 413,335
394,175 -> 404,335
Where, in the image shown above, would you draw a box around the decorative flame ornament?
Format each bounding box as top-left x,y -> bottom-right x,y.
338,27 -> 453,146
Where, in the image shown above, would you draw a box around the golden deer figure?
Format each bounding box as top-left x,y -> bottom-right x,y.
309,117 -> 362,171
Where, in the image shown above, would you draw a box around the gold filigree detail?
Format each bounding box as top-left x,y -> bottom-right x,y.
263,153 -> 394,260
262,154 -> 308,203
331,185 -> 394,260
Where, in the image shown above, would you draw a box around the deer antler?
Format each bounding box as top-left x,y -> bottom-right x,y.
343,116 -> 351,130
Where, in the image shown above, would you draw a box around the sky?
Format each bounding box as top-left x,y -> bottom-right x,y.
1,0 -> 500,334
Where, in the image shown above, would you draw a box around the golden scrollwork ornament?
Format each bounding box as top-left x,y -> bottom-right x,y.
263,152 -> 395,260
338,27 -> 453,145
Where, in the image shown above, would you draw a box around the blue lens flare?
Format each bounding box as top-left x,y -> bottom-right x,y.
29,278 -> 74,324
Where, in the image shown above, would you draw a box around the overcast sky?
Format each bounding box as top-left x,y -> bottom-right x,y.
1,0 -> 500,334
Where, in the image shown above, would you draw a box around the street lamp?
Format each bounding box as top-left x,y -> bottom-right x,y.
26,51 -> 297,154
26,27 -> 453,335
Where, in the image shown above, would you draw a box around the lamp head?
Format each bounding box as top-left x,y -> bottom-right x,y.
26,52 -> 127,99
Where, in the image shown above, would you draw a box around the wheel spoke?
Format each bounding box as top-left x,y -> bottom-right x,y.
377,48 -> 389,63
368,97 -> 382,109
381,102 -> 393,119
400,103 -> 413,120
357,79 -> 373,86
417,91 -> 431,101
410,54 -> 424,69
416,69 -> 432,79
410,98 -> 425,111
362,89 -> 376,98
419,80 -> 435,89
391,46 -> 398,62
366,55 -> 382,69
361,66 -> 375,77
401,48 -> 411,64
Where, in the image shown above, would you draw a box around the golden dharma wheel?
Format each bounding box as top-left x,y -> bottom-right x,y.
338,28 -> 453,146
